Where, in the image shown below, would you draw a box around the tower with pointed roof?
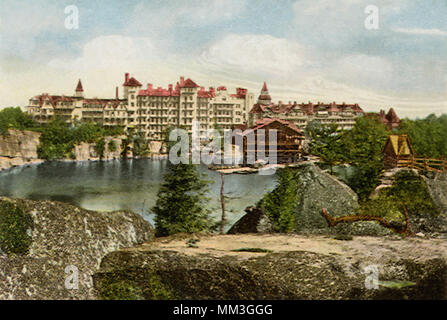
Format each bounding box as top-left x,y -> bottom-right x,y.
257,82 -> 272,105
75,79 -> 84,98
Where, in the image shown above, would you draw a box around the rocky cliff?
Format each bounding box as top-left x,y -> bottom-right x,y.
0,129 -> 42,171
73,136 -> 125,161
0,197 -> 153,300
94,234 -> 447,300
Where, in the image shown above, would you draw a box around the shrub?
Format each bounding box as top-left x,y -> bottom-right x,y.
0,201 -> 33,255
108,140 -> 117,152
95,138 -> 105,159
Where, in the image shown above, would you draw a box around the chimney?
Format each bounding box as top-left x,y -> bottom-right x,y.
180,76 -> 185,86
168,84 -> 173,93
116,87 -> 119,99
125,73 -> 129,83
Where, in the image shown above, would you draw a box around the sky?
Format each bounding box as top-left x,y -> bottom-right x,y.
0,0 -> 446,118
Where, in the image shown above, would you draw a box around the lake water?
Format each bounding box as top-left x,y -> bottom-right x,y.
0,159 -> 278,229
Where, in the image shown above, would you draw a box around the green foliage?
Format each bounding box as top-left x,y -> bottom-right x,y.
358,170 -> 439,225
37,119 -> 123,160
259,167 -> 299,233
306,116 -> 389,200
0,201 -> 33,255
342,117 -> 389,200
0,107 -> 37,135
108,140 -> 117,152
132,132 -> 150,156
146,274 -> 173,299
95,138 -> 105,159
153,161 -> 212,237
37,119 -> 74,160
306,122 -> 346,174
384,170 -> 439,217
99,278 -> 144,300
398,114 -> 447,158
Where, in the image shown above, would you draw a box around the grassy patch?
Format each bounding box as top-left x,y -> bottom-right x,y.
99,278 -> 144,300
0,201 -> 33,255
98,272 -> 173,300
378,280 -> 416,289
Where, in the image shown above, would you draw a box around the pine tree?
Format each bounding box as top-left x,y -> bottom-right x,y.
260,167 -> 299,233
153,161 -> 212,237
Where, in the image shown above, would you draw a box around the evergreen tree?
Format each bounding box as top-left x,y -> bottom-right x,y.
342,116 -> 390,200
305,122 -> 345,174
153,161 -> 212,237
260,167 -> 299,233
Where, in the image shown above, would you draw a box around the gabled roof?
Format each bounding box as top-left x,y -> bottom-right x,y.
386,135 -> 414,156
123,77 -> 142,87
243,118 -> 304,137
182,78 -> 199,88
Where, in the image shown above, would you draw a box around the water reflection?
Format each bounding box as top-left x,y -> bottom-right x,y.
0,159 -> 277,228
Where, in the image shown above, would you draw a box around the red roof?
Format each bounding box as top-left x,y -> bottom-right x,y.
182,78 -> 199,88
245,118 -> 303,136
250,101 -> 364,116
123,77 -> 142,87
262,82 -> 268,92
75,80 -> 83,92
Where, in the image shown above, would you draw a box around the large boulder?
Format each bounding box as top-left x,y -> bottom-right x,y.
0,197 -> 154,300
423,172 -> 447,214
227,206 -> 273,234
94,234 -> 447,300
229,163 -> 390,236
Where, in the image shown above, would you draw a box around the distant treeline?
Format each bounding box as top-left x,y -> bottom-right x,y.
306,113 -> 447,200
399,114 -> 447,159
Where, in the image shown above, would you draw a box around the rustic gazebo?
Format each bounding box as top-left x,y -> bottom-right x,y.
383,134 -> 414,169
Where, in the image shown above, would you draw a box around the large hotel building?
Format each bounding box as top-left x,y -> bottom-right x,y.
27,73 -> 367,142
248,82 -> 364,130
27,73 -> 255,141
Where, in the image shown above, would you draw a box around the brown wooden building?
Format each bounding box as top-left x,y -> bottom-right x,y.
235,118 -> 304,165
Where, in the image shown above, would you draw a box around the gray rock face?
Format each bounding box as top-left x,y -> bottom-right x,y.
73,136 -> 125,161
293,163 -> 359,231
94,234 -> 447,300
423,172 -> 447,214
0,198 -> 154,300
0,129 -> 42,171
230,163 -> 390,236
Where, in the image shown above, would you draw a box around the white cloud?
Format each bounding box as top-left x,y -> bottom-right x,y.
128,0 -> 247,34
291,0 -> 408,47
48,35 -> 160,71
393,27 -> 447,36
200,34 -> 310,77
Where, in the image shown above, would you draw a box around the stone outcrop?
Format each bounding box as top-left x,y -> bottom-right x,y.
423,172 -> 447,214
94,234 -> 447,300
0,129 -> 42,171
227,207 -> 273,234
230,163 -> 390,236
0,197 -> 154,300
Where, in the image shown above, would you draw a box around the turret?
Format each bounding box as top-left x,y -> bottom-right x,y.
75,79 -> 84,98
257,82 -> 271,105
